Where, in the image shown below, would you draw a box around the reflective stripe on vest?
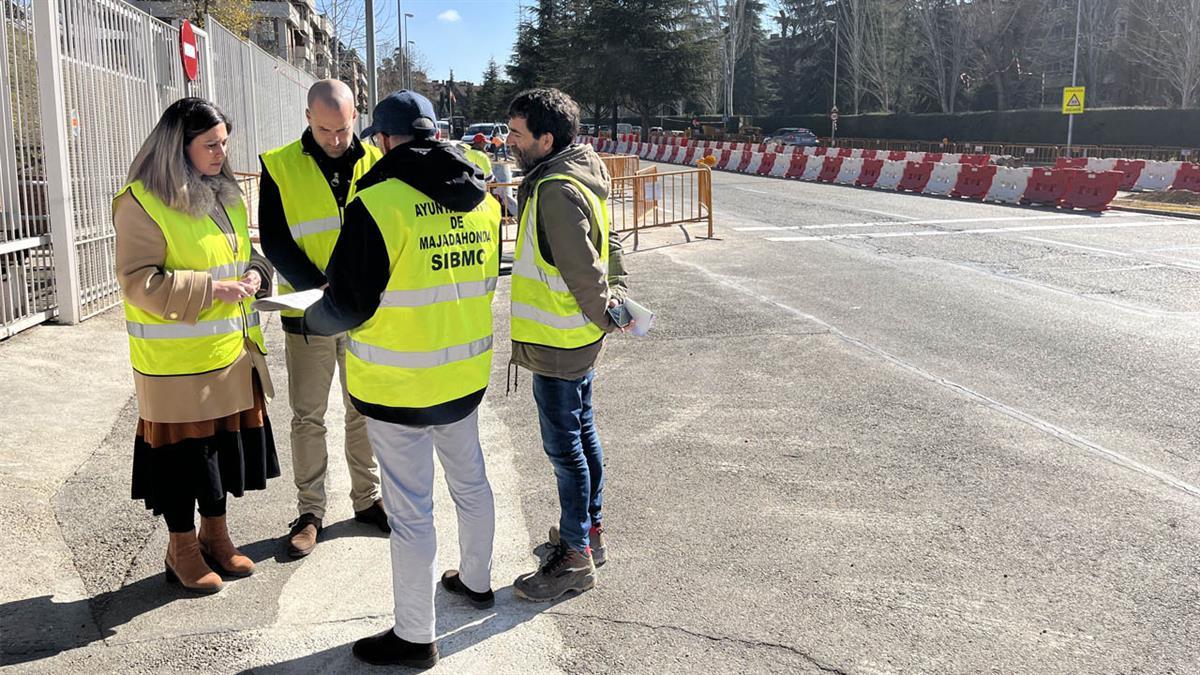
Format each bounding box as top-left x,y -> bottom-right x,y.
378,277 -> 497,307
347,334 -> 493,369
127,312 -> 261,340
510,173 -> 610,349
207,261 -> 248,280
511,301 -> 591,329
290,214 -> 342,240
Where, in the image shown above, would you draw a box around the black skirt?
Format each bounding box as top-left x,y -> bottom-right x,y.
131,416 -> 280,515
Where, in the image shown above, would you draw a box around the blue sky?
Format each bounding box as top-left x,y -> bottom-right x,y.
375,1 -> 523,84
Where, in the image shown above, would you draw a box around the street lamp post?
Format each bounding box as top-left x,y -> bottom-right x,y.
400,0 -> 410,89
1066,0 -> 1082,154
365,0 -> 377,108
826,19 -> 839,144
407,38 -> 415,90
404,13 -> 414,88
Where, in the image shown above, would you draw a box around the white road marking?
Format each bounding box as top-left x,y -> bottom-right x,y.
854,207 -> 920,220
766,220 -> 1168,242
735,213 -> 1145,233
662,251 -> 1200,501
733,186 -> 770,195
1023,236 -> 1200,272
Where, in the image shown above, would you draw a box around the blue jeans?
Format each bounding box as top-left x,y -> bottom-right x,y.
531,370 -> 604,554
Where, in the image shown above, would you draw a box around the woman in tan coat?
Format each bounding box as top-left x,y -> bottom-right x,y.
115,97 -> 279,594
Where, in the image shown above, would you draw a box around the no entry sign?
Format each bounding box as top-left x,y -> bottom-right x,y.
180,20 -> 199,81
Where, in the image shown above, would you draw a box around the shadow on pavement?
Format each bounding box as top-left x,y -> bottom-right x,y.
240,585 -> 570,674
1,573 -> 227,667
240,517 -> 389,565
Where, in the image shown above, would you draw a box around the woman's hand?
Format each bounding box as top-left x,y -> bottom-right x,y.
240,269 -> 262,296
213,280 -> 253,304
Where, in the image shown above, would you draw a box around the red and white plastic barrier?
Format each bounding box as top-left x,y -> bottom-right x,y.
576,137 -> 1161,211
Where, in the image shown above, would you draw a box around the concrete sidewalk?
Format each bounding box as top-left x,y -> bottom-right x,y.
0,308 -> 566,673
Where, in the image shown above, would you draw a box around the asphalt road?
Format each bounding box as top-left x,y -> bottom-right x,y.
3,164 -> 1198,673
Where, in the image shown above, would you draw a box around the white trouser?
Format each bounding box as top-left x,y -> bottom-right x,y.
365,409 -> 495,643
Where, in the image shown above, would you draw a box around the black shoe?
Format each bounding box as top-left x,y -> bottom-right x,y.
354,499 -> 391,533
352,628 -> 438,668
441,570 -> 495,609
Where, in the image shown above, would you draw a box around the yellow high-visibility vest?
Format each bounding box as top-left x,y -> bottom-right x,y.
260,139 -> 382,317
348,179 -> 501,408
117,180 -> 266,376
510,174 -> 609,349
459,143 -> 493,178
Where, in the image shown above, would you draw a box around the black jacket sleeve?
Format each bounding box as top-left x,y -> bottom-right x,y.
302,198 -> 390,336
258,159 -> 328,291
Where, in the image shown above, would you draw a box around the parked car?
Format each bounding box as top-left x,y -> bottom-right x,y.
632,125 -> 642,136
581,123 -> 596,135
649,126 -> 664,135
765,127 -> 820,147
460,122 -> 510,143
616,123 -> 633,136
436,120 -> 451,141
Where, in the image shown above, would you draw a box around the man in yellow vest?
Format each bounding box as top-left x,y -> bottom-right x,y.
259,80 -> 386,558
504,88 -> 631,602
303,90 -> 500,669
461,132 -> 494,182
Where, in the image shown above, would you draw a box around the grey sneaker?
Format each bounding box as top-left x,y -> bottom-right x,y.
514,541 -> 596,602
534,526 -> 607,567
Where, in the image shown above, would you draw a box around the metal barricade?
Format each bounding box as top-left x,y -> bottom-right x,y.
489,164 -> 713,251
0,0 -> 55,338
600,154 -> 640,182
609,166 -> 713,250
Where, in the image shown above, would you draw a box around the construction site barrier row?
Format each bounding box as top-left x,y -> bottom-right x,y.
576,137 -> 1200,212
578,135 -> 999,168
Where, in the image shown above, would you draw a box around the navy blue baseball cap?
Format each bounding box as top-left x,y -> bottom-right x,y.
361,90 -> 437,139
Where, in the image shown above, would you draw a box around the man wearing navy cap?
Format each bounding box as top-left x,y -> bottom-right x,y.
303,90 -> 502,668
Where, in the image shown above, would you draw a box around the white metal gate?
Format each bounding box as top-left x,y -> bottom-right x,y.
18,0 -> 317,333
0,1 -> 54,338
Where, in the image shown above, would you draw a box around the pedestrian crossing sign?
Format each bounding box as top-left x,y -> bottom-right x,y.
1062,87 -> 1085,115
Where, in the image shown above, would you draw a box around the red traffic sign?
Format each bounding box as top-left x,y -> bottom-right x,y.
180,20 -> 199,81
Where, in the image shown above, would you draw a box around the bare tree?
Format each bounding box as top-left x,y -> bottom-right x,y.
317,0 -> 397,80
837,0 -> 868,114
705,0 -> 751,120
1128,0 -> 1200,108
1076,0 -> 1130,107
911,0 -> 971,113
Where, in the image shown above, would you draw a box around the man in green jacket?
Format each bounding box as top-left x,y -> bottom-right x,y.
505,88 -> 630,601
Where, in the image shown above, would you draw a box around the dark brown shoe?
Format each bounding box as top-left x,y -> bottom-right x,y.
286,513 -> 322,559
354,499 -> 391,533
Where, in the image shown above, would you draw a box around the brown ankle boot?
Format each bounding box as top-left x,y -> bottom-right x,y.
165,530 -> 223,594
198,515 -> 255,577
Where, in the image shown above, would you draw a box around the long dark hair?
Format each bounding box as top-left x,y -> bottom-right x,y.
126,97 -> 237,212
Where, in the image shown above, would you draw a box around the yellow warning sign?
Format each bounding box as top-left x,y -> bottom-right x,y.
1062,86 -> 1086,115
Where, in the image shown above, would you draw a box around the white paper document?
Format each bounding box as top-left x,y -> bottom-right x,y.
251,288 -> 325,312
624,298 -> 655,337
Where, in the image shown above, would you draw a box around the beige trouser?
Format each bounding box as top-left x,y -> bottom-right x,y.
285,331 -> 379,519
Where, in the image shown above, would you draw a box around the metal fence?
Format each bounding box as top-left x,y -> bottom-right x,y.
8,0 -> 317,335
0,0 -> 54,338
207,18 -> 316,174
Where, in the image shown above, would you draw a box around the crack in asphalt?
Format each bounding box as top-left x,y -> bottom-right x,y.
544,610 -> 849,674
